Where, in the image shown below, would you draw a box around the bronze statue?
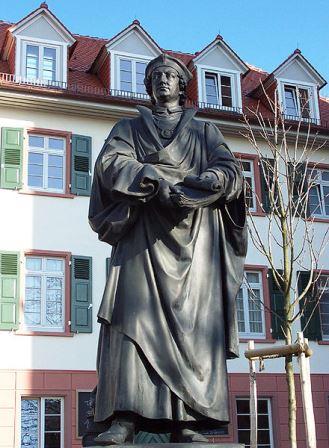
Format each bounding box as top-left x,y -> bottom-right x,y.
88,54 -> 247,445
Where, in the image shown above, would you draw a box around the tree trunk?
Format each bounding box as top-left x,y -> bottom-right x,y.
286,332 -> 297,448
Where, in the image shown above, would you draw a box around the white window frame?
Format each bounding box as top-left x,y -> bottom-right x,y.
26,134 -> 66,193
15,35 -> 68,85
236,397 -> 274,448
23,256 -> 65,332
241,159 -> 257,212
197,64 -> 242,110
111,51 -> 153,96
237,271 -> 266,339
277,77 -> 320,123
21,396 -> 64,448
307,168 -> 329,218
23,41 -> 59,83
318,275 -> 329,341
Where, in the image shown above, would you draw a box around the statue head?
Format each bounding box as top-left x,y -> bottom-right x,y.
144,54 -> 192,106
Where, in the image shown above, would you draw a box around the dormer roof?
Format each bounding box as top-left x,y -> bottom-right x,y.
251,50 -> 327,98
193,35 -> 249,74
105,20 -> 161,56
8,3 -> 75,45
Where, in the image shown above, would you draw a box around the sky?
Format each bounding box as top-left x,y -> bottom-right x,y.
1,0 -> 329,96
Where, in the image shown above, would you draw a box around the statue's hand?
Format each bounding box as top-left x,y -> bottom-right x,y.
158,179 -> 175,208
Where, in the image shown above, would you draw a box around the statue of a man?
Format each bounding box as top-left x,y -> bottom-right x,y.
88,53 -> 247,445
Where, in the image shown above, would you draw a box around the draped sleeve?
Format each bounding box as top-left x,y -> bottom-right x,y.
88,119 -> 160,245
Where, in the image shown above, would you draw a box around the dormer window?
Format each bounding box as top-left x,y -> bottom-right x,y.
119,58 -> 147,94
199,68 -> 240,111
283,84 -> 312,120
25,43 -> 57,83
205,72 -> 233,107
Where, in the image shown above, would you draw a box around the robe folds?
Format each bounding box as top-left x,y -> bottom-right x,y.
88,106 -> 247,423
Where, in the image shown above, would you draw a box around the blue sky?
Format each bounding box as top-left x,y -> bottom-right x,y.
2,0 -> 329,96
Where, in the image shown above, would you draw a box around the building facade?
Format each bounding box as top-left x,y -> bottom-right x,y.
0,3 -> 329,448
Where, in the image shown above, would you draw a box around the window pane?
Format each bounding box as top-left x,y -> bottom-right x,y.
44,432 -> 60,448
48,138 -> 64,150
121,70 -> 132,83
29,136 -> 44,148
26,257 -> 42,271
45,415 -> 61,431
46,259 -> 64,272
205,74 -> 219,105
284,86 -> 298,116
120,59 -> 132,71
24,273 -> 41,325
48,177 -> 63,189
309,185 -> 322,215
45,399 -> 61,415
46,277 -> 63,326
120,81 -> 132,92
21,398 -> 39,448
246,272 -> 260,283
299,88 -> 310,119
27,45 -> 39,57
237,399 -> 250,414
136,62 -> 146,75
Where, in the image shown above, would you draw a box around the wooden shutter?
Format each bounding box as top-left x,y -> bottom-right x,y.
268,269 -> 285,339
71,256 -> 92,333
70,135 -> 92,196
0,128 -> 23,189
288,162 -> 309,217
260,158 -> 275,213
298,271 -> 322,341
0,252 -> 20,330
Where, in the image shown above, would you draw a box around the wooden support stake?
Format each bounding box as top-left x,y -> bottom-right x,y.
248,340 -> 257,448
297,332 -> 317,448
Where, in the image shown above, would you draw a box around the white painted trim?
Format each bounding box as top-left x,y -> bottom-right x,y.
193,39 -> 248,73
238,270 -> 266,339
274,53 -> 325,87
196,64 -> 242,109
106,25 -> 161,56
15,36 -> 68,84
23,255 -> 65,332
11,8 -> 75,45
277,77 -> 320,121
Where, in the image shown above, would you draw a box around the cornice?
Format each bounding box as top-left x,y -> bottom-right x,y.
0,89 -> 327,143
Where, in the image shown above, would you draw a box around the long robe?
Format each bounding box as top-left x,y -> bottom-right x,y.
88,106 -> 247,424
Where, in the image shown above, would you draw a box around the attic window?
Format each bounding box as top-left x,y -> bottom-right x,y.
25,44 -> 57,82
118,57 -> 147,95
284,85 -> 311,119
204,72 -> 233,107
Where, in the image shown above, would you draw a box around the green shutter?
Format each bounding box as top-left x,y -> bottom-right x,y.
0,128 -> 23,189
288,163 -> 309,217
71,256 -> 92,333
0,252 -> 20,330
268,269 -> 285,339
298,271 -> 321,341
71,135 -> 92,196
260,158 -> 275,213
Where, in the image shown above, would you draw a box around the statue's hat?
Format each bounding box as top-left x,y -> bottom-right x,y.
145,53 -> 192,83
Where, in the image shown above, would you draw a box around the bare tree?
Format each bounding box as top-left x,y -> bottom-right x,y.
241,86 -> 329,448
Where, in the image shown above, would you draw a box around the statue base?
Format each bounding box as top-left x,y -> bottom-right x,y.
82,444 -> 244,448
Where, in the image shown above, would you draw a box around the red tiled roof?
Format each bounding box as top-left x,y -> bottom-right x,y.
0,21 -> 11,55
70,35 -> 108,71
68,70 -> 106,89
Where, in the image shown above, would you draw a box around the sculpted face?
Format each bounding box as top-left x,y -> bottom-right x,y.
151,66 -> 180,105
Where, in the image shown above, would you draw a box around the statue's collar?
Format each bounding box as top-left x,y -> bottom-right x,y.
152,105 -> 183,115
136,105 -> 197,151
